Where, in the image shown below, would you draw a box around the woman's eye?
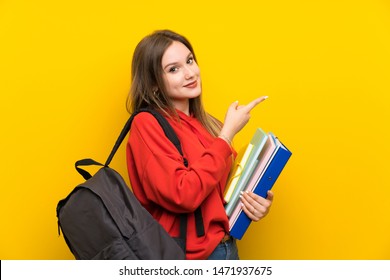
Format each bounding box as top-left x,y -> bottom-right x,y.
169,67 -> 178,73
187,57 -> 194,64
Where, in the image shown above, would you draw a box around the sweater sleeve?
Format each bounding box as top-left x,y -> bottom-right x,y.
128,112 -> 232,213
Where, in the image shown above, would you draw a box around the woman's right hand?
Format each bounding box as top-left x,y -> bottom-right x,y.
219,96 -> 268,142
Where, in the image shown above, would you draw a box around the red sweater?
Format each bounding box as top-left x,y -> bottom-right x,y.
126,110 -> 235,259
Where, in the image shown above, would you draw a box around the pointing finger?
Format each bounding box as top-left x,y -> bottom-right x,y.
244,96 -> 268,111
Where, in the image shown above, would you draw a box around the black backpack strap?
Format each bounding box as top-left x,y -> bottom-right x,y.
194,208 -> 205,237
75,158 -> 104,180
104,108 -> 187,167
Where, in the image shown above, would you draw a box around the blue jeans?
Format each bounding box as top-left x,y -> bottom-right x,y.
207,238 -> 239,260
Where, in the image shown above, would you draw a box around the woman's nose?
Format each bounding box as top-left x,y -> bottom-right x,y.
184,66 -> 195,79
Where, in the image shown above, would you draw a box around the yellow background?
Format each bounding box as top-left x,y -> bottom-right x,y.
1,0 -> 389,259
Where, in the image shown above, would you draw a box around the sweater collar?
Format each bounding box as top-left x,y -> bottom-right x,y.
176,109 -> 196,123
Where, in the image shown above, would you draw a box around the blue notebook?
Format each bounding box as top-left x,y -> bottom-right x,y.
229,133 -> 292,240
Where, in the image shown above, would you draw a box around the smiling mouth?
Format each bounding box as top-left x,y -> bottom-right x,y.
184,81 -> 198,88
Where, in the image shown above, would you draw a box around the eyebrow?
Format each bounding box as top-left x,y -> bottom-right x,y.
163,52 -> 193,71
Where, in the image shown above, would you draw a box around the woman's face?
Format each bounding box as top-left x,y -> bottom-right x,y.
161,41 -> 201,113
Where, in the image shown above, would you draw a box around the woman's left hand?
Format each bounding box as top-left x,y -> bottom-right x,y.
240,190 -> 274,222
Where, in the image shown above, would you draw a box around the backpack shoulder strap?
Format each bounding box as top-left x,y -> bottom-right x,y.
75,108 -> 186,180
104,108 -> 187,166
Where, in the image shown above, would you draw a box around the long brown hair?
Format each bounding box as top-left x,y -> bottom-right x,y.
126,29 -> 222,137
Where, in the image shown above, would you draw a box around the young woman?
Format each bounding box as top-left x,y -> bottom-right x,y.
126,30 -> 273,260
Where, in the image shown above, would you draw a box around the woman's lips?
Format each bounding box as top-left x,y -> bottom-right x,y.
184,81 -> 198,88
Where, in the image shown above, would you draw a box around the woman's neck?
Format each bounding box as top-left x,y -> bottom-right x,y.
172,100 -> 190,116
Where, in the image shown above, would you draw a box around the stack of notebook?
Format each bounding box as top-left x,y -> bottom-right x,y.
224,128 -> 292,239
